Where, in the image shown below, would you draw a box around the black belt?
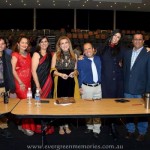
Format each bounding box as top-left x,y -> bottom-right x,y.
83,83 -> 100,87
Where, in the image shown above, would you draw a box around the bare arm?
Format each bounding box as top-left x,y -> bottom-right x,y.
69,54 -> 78,78
11,55 -> 25,90
31,52 -> 41,91
74,54 -> 78,70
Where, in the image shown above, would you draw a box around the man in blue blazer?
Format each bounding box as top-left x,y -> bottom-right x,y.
123,32 -> 150,141
77,42 -> 102,139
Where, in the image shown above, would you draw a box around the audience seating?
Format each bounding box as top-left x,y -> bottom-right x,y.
0,29 -> 149,52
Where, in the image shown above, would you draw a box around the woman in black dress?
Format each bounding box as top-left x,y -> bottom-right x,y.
51,36 -> 80,135
99,29 -> 124,140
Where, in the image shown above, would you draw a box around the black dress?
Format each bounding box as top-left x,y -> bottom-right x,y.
55,51 -> 76,98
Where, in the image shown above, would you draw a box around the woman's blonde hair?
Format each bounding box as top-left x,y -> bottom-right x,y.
55,36 -> 75,60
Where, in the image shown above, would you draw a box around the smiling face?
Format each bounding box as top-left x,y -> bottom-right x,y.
111,32 -> 121,44
59,39 -> 70,52
0,39 -> 6,53
83,43 -> 95,58
17,37 -> 29,52
39,37 -> 49,50
132,34 -> 144,50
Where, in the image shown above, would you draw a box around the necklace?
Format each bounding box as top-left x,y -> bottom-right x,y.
19,51 -> 27,56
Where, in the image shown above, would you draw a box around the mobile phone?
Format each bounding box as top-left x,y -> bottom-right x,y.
40,100 -> 49,103
115,99 -> 130,103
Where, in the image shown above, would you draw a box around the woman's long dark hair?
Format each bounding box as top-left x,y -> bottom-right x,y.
102,29 -> 122,56
35,36 -> 51,55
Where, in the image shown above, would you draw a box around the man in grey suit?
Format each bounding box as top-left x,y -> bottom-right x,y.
123,32 -> 150,141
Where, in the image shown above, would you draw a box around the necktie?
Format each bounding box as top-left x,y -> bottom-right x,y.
91,59 -> 98,83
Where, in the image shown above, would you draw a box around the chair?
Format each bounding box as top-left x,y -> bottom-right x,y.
126,30 -> 131,34
83,33 -> 89,42
66,33 -> 73,43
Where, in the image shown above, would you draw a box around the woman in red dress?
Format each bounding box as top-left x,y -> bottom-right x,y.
11,36 -> 35,136
11,36 -> 31,99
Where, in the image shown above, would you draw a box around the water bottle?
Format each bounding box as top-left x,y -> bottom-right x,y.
144,93 -> 150,109
27,87 -> 32,104
35,89 -> 41,107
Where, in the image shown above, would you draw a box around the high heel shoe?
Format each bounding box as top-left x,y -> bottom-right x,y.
59,126 -> 65,135
64,125 -> 71,134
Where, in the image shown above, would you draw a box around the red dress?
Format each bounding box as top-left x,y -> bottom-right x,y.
12,52 -> 31,99
12,52 -> 35,131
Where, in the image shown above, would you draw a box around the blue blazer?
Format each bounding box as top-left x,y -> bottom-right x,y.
123,47 -> 150,94
77,55 -> 101,88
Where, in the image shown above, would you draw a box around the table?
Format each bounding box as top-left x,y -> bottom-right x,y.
0,98 -> 20,117
11,98 -> 150,146
11,98 -> 150,118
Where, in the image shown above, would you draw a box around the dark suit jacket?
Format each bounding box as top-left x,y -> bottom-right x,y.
123,47 -> 150,95
2,50 -> 15,92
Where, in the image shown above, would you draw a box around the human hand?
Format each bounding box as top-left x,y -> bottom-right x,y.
79,88 -> 84,94
19,83 -> 25,91
78,55 -> 84,60
61,74 -> 69,80
36,87 -> 42,93
146,47 -> 150,52
69,72 -> 74,78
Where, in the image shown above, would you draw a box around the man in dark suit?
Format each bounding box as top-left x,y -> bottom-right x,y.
0,37 -> 15,138
123,32 -> 150,141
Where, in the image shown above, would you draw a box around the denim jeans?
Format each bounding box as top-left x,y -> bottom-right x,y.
124,93 -> 148,135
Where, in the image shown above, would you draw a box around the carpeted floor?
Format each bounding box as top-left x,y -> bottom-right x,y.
1,118 -> 150,150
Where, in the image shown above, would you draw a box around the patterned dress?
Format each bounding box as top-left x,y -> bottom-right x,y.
55,51 -> 76,97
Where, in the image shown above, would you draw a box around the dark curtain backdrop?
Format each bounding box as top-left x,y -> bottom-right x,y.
116,11 -> 150,32
0,9 -> 33,29
36,9 -> 74,30
76,10 -> 113,30
0,9 -> 150,31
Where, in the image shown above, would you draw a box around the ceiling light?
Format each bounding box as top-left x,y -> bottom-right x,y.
93,0 -> 142,3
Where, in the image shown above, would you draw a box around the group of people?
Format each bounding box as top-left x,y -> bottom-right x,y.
77,30 -> 150,142
0,29 -> 150,142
